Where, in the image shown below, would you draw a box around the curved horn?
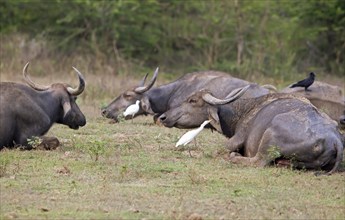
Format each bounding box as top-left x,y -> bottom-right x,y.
67,67 -> 86,96
22,62 -> 50,91
134,67 -> 159,94
261,84 -> 278,93
224,85 -> 249,99
202,85 -> 250,105
138,73 -> 149,87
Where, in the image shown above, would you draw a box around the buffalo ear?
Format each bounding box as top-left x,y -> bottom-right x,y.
61,94 -> 73,120
208,107 -> 222,133
62,100 -> 71,118
140,96 -> 155,115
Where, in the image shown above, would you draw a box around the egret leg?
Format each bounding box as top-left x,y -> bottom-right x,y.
188,148 -> 193,157
188,138 -> 198,158
186,141 -> 195,158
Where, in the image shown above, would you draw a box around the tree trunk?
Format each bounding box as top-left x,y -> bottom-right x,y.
234,0 -> 244,67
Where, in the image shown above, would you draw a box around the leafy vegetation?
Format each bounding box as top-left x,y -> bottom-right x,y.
1,0 -> 344,77
27,136 -> 42,149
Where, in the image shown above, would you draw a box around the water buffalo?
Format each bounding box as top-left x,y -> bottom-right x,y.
281,81 -> 345,125
159,87 -> 343,174
101,69 -> 271,122
0,62 -> 86,149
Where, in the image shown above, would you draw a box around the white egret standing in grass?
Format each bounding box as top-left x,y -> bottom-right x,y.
123,100 -> 140,122
175,120 -> 210,156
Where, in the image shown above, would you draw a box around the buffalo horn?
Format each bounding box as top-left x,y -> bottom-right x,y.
67,67 -> 86,96
22,62 -> 50,91
138,73 -> 149,87
261,84 -> 278,92
134,67 -> 159,94
202,85 -> 250,105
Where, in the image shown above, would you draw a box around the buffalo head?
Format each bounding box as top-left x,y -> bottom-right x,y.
159,85 -> 250,130
23,62 -> 86,129
101,67 -> 158,122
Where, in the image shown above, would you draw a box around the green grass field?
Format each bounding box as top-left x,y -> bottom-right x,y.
1,104 -> 345,219
1,65 -> 345,219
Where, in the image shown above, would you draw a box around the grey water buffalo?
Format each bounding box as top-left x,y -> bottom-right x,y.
159,87 -> 343,174
101,69 -> 271,122
0,62 -> 86,149
281,81 -> 345,125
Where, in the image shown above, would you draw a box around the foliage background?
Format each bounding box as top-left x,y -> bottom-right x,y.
1,0 -> 344,81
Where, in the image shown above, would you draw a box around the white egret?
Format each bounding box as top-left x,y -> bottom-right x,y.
175,120 -> 210,156
123,100 -> 140,122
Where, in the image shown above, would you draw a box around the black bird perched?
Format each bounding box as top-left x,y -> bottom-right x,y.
290,72 -> 315,91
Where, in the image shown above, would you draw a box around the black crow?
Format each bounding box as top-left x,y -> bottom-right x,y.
290,72 -> 315,91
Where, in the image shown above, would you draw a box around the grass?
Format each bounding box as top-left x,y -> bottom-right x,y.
1,111 -> 345,219
1,39 -> 345,219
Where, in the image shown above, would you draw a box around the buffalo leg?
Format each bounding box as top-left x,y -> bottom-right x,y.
229,152 -> 268,167
15,102 -> 51,148
225,135 -> 244,152
36,136 -> 60,150
228,130 -> 273,167
18,136 -> 60,150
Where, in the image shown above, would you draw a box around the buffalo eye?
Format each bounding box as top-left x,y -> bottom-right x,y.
188,98 -> 197,104
123,93 -> 132,99
124,91 -> 137,99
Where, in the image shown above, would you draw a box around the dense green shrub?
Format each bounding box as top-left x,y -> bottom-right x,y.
1,0 -> 344,76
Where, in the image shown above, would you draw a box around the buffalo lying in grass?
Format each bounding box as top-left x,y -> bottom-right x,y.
281,81 -> 345,126
159,86 -> 344,174
101,69 -> 272,122
0,62 -> 86,150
